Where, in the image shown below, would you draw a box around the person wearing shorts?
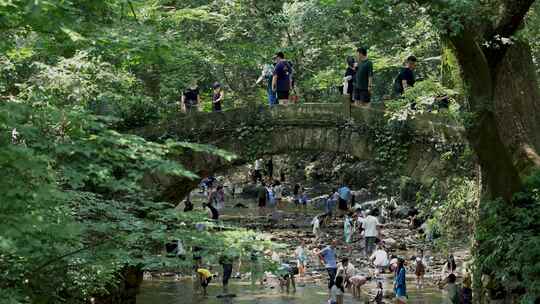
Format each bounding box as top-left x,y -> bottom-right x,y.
272,52 -> 292,105
353,47 -> 373,106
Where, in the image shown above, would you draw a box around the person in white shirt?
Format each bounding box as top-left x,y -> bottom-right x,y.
370,244 -> 389,274
336,257 -> 356,289
274,181 -> 284,208
360,209 -> 381,256
295,241 -> 307,277
253,158 -> 263,182
311,215 -> 322,240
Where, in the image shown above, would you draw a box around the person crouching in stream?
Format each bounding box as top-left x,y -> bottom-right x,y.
196,267 -> 213,296
277,262 -> 297,293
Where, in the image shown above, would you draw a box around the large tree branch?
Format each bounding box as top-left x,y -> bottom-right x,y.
492,0 -> 536,37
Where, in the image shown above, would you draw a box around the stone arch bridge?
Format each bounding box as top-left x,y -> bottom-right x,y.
138,103 -> 465,202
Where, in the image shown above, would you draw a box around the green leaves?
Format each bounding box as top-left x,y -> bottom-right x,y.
0,99 -> 241,302
474,176 -> 540,302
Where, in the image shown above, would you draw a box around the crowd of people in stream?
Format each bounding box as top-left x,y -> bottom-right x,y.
165,160 -> 472,304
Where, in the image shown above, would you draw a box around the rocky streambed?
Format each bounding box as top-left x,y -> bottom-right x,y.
139,187 -> 471,304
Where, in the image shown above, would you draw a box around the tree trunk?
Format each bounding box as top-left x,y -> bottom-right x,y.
449,33 -> 526,201
449,30 -> 540,304
492,41 -> 540,180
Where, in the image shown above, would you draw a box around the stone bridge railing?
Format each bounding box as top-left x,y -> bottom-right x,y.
140,102 -> 463,143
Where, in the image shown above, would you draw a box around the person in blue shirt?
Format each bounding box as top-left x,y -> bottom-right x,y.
394,258 -> 407,303
318,240 -> 338,290
325,189 -> 338,219
272,51 -> 293,105
338,184 -> 352,214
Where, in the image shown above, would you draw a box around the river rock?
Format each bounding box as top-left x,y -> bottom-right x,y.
382,238 -> 397,248
310,195 -> 328,209
392,206 -> 412,219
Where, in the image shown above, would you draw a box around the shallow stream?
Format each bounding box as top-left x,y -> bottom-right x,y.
137,193 -> 450,303
137,278 -> 445,303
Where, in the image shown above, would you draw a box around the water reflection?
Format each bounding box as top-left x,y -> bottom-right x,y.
137,279 -> 444,304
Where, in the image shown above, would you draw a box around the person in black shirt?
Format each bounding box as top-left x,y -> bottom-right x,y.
212,82 -> 224,112
394,56 -> 417,96
204,202 -> 219,220
343,56 -> 356,103
181,80 -> 201,113
272,52 -> 293,105
266,157 -> 273,179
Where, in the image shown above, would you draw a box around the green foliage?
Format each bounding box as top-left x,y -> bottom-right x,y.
0,100 -> 239,303
371,120 -> 413,195
474,171 -> 540,303
385,79 -> 461,120
418,177 -> 478,240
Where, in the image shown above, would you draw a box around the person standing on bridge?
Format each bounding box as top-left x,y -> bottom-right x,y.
393,55 -> 417,97
272,52 -> 293,105
181,79 -> 201,113
256,57 -> 278,106
212,82 -> 224,112
343,56 -> 356,103
353,47 -> 374,106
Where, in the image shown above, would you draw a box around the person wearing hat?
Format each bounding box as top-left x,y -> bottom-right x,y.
212,82 -> 224,112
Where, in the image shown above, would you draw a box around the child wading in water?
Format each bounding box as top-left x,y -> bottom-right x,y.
196,268 -> 212,296
373,281 -> 383,304
295,241 -> 307,277
329,276 -> 345,304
